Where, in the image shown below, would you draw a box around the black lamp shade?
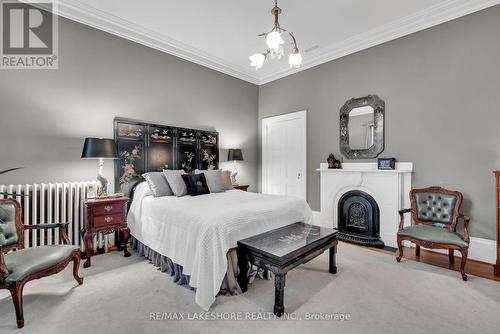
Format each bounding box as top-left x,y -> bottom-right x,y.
228,149 -> 243,161
81,138 -> 118,159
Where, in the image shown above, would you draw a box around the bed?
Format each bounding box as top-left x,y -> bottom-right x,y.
127,182 -> 313,310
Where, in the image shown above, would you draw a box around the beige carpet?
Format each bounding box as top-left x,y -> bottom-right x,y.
0,242 -> 499,334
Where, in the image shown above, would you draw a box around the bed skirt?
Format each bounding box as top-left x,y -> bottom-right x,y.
132,238 -> 271,296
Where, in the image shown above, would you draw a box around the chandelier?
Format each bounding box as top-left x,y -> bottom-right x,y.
249,0 -> 302,70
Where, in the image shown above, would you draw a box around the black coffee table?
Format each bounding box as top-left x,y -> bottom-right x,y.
237,222 -> 338,316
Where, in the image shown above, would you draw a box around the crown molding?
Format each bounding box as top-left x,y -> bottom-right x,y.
29,0 -> 500,85
33,0 -> 260,84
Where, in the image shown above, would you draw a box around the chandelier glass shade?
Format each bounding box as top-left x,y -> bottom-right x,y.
249,0 -> 302,70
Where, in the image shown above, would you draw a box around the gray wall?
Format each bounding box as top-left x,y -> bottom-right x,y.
0,15 -> 259,191
259,6 -> 500,239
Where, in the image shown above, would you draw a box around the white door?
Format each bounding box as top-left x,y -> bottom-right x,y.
262,110 -> 307,199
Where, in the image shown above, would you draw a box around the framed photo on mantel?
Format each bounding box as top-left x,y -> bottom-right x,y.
377,158 -> 396,170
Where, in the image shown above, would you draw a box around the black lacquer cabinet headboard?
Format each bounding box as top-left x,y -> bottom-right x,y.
113,117 -> 219,193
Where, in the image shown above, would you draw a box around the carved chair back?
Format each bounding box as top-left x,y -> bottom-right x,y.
410,187 -> 463,231
0,199 -> 24,254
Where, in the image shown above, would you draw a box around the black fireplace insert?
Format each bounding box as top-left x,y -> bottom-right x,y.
337,190 -> 384,248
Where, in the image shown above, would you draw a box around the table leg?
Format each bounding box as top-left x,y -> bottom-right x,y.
329,244 -> 337,274
274,273 -> 286,317
121,227 -> 131,258
116,230 -> 123,251
82,231 -> 93,268
237,247 -> 249,292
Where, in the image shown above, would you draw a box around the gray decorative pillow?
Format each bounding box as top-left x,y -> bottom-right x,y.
221,170 -> 233,190
163,169 -> 188,197
143,172 -> 173,197
195,169 -> 224,193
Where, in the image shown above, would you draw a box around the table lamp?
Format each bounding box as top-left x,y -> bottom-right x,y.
81,138 -> 118,197
227,148 -> 243,185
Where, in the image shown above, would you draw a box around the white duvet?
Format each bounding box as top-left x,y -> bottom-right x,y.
127,183 -> 313,310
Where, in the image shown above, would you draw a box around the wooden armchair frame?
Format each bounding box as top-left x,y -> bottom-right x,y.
396,187 -> 470,281
0,199 -> 83,328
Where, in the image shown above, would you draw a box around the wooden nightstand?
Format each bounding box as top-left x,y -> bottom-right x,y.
233,184 -> 250,191
82,196 -> 130,268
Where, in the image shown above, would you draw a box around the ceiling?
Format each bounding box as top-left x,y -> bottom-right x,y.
49,0 -> 500,85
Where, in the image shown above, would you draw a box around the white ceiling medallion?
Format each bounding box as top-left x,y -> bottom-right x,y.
34,0 -> 500,85
249,0 -> 302,70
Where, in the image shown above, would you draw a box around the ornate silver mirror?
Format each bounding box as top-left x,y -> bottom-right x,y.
340,95 -> 384,159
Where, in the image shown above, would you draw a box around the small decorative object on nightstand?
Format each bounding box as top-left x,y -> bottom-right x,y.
82,196 -> 130,268
233,184 -> 250,191
228,148 -> 244,185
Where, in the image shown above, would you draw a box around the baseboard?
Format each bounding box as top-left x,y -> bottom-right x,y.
312,210 -> 497,264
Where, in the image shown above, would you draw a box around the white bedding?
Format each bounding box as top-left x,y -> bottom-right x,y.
127,182 -> 313,310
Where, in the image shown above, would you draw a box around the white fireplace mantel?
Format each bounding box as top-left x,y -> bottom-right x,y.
317,162 -> 413,248
316,162 -> 413,173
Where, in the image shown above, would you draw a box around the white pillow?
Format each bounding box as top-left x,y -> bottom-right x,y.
195,169 -> 223,193
143,172 -> 173,197
221,170 -> 234,190
162,170 -> 187,197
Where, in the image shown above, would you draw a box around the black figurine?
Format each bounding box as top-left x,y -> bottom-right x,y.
327,154 -> 342,169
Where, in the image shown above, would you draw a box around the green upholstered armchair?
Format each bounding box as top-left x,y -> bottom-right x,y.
396,187 -> 470,280
0,199 -> 83,328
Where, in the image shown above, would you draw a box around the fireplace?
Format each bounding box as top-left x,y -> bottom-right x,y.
337,190 -> 384,248
318,162 -> 413,248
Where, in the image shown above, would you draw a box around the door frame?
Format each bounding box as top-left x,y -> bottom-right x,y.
262,110 -> 307,199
